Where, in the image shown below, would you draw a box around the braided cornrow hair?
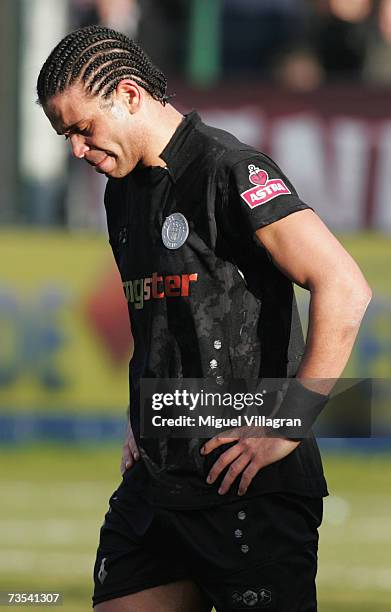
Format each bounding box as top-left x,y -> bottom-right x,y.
37,25 -> 169,106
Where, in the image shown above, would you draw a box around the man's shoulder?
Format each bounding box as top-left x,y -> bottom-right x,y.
192,117 -> 276,177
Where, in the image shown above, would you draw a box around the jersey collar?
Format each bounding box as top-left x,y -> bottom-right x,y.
160,110 -> 202,183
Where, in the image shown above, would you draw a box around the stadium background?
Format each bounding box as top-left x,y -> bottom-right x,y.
0,1 -> 390,610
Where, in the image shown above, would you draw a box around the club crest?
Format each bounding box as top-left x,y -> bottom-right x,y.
162,212 -> 189,249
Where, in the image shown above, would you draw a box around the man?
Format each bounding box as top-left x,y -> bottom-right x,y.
37,25 -> 371,611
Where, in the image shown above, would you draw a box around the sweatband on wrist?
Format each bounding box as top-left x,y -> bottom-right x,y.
273,378 -> 329,439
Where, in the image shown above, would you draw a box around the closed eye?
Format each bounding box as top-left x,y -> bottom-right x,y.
63,127 -> 91,140
78,126 -> 93,138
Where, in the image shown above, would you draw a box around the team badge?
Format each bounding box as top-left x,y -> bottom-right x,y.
240,164 -> 291,209
162,212 -> 189,249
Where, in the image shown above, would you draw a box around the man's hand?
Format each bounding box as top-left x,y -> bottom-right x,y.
120,421 -> 139,475
201,427 -> 300,496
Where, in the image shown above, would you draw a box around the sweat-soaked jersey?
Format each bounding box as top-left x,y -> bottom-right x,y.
104,111 -> 328,508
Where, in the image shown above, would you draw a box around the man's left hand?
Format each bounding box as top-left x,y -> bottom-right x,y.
201,427 -> 300,496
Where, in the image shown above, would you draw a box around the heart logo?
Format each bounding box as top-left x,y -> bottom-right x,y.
248,166 -> 268,186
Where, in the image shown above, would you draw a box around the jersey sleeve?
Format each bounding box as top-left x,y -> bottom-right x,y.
227,154 -> 311,233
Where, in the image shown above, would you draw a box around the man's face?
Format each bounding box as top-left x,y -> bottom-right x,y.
44,84 -> 142,178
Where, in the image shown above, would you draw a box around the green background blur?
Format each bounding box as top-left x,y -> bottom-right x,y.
0,445 -> 389,612
1,234 -> 390,611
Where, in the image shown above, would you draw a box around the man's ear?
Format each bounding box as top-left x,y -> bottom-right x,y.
115,79 -> 142,114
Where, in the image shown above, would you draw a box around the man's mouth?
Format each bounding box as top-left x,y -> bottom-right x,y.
85,152 -> 116,175
95,155 -> 108,169
86,156 -> 106,167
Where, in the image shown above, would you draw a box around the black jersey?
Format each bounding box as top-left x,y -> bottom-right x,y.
104,111 -> 328,508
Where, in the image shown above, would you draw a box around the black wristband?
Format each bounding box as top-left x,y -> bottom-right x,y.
273,378 -> 329,439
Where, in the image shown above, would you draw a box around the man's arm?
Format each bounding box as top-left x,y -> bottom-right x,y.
202,209 -> 372,494
256,209 -> 372,393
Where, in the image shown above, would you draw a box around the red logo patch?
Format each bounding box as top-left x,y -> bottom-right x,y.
249,168 -> 268,186
240,165 -> 291,209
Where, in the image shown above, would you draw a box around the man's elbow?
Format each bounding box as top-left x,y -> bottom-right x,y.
311,272 -> 372,327
362,281 -> 372,307
343,277 -> 372,327
352,276 -> 372,309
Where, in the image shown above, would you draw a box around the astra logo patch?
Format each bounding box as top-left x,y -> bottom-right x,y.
240,164 -> 291,209
123,272 -> 198,310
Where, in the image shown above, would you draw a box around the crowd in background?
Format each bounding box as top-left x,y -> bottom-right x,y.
4,0 -> 391,228
71,0 -> 391,88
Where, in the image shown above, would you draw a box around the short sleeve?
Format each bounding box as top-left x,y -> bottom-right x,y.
228,154 -> 311,233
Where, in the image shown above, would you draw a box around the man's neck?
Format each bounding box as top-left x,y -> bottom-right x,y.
140,104 -> 184,168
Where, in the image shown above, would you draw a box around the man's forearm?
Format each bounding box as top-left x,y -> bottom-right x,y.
295,283 -> 372,395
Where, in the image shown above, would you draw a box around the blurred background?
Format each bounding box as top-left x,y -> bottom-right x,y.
0,0 -> 390,610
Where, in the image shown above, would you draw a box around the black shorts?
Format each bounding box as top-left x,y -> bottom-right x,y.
92,463 -> 323,611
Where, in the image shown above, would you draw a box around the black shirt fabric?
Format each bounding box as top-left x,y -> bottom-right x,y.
104,111 -> 328,508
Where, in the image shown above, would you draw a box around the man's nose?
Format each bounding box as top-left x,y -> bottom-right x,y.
69,134 -> 89,159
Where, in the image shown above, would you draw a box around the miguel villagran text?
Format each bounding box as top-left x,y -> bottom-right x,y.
151,415 -> 302,430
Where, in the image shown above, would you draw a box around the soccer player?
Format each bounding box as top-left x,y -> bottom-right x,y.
37,26 -> 371,612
